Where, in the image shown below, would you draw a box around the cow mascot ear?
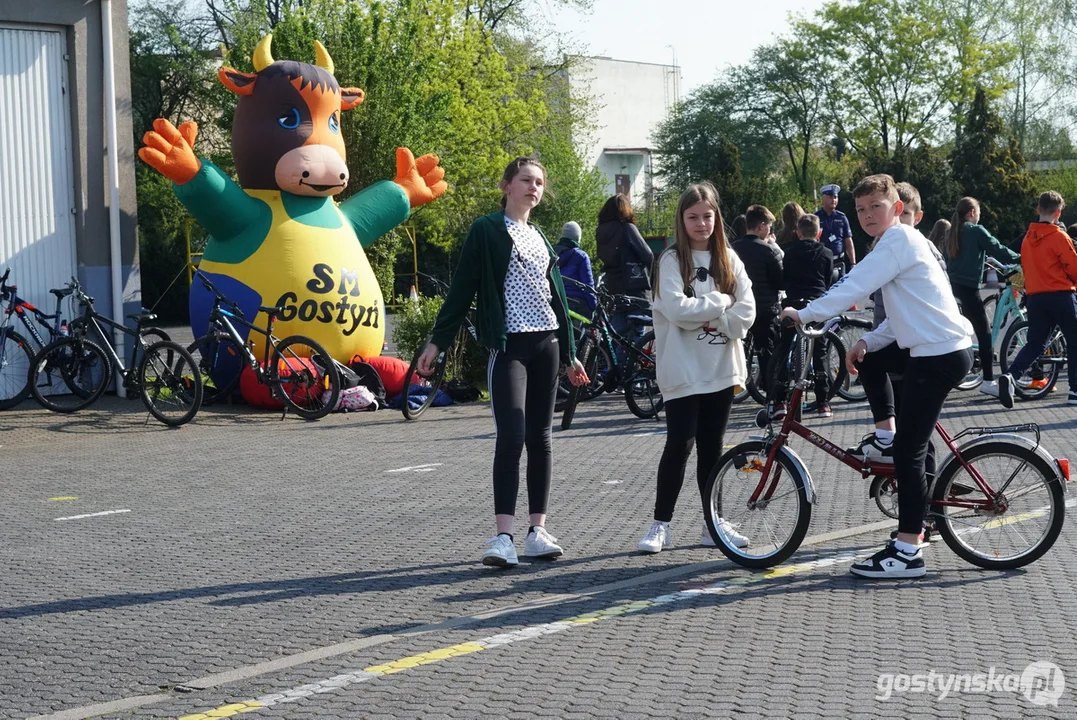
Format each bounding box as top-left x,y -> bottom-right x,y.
218,67 -> 257,96
340,87 -> 365,111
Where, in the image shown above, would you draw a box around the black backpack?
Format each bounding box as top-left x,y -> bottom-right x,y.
348,358 -> 387,406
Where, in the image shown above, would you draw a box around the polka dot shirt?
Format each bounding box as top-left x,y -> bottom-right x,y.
503,217 -> 560,333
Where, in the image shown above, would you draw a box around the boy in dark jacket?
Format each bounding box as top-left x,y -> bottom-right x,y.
773,213 -> 834,417
733,204 -> 784,385
554,221 -> 597,317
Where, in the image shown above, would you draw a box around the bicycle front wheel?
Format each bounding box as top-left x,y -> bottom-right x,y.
625,331 -> 663,419
999,320 -> 1062,401
834,318 -> 870,402
931,441 -> 1065,570
271,335 -> 340,420
138,340 -> 203,426
0,330 -> 34,410
402,344 -> 447,421
704,441 -> 812,568
30,337 -> 111,413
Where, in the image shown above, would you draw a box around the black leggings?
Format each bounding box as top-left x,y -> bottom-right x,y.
654,388 -> 735,523
489,330 -> 560,516
856,344 -> 971,534
952,283 -> 993,380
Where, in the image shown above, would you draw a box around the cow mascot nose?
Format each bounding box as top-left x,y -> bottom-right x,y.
138,34 -> 447,400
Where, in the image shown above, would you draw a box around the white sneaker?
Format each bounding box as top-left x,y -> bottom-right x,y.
523,526 -> 563,559
481,534 -> 518,567
979,380 -> 1000,398
700,525 -> 716,547
638,521 -> 672,554
715,518 -> 750,548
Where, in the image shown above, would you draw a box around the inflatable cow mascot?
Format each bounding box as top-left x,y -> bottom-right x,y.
139,34 -> 446,364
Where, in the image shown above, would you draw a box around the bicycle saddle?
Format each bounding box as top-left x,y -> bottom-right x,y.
49,287 -> 74,298
259,305 -> 284,318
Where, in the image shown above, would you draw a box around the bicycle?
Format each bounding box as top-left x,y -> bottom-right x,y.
830,314 -> 873,402
999,320 -> 1069,401
28,279 -> 202,426
1,268 -> 81,409
763,318 -> 848,413
703,318 -> 1068,570
733,330 -> 768,406
187,272 -> 340,421
956,258 -> 1026,391
399,273 -> 484,421
559,278 -> 660,430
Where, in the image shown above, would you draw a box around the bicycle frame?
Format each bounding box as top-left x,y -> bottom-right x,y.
753,331 -> 1016,515
1,280 -> 71,351
204,299 -> 282,382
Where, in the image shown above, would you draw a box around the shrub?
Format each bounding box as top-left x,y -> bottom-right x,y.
391,295 -> 487,387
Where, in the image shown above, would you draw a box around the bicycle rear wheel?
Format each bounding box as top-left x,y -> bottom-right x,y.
560,336 -> 593,430
186,333 -> 245,405
931,441 -> 1065,570
703,441 -> 812,568
30,337 -> 110,412
402,344 -> 447,420
0,329 -> 34,410
625,331 -> 663,419
999,320 -> 1063,401
271,335 -> 340,420
138,340 -> 202,426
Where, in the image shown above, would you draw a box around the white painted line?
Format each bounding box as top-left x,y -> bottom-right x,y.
385,463 -> 443,473
54,509 -> 131,522
601,480 -> 621,485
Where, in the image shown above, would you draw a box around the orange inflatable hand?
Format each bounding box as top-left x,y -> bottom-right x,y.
393,148 -> 447,208
138,119 -> 201,185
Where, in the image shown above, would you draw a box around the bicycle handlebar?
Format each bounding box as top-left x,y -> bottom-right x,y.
195,271 -> 243,316
785,316 -> 841,339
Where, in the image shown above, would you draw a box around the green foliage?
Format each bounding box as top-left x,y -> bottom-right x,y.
952,88 -> 1037,241
391,294 -> 486,386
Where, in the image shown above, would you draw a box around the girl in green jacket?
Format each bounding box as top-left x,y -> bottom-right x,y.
943,197 -> 1019,396
418,157 -> 587,568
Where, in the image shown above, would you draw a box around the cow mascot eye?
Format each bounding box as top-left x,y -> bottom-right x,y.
277,107 -> 301,130
328,113 -> 340,134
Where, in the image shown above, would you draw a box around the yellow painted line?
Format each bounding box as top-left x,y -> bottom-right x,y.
178,701 -> 264,720
363,642 -> 486,675
48,496 -> 78,501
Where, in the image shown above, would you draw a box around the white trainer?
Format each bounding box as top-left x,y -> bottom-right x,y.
979,380 -> 1000,398
638,521 -> 673,554
716,518 -> 750,548
700,525 -> 717,547
481,534 -> 518,567
523,526 -> 563,559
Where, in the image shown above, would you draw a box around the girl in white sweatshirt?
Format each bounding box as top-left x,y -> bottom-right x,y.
638,183 -> 757,554
781,174 -> 972,579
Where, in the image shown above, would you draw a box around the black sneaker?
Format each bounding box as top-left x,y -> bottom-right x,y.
1068,391 -> 1077,406
850,541 -> 926,579
847,433 -> 894,461
998,374 -> 1014,409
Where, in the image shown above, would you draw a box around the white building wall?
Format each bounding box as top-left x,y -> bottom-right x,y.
568,56 -> 680,200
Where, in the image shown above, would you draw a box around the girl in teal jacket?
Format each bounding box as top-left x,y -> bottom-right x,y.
943,197 -> 1019,394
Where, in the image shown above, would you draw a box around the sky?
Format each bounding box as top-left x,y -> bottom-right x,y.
540,0 -> 814,97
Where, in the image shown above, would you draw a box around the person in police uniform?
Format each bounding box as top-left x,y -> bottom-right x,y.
814,184 -> 856,281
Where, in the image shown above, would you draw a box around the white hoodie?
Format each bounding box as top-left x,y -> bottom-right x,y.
799,222 -> 972,357
652,247 -> 756,401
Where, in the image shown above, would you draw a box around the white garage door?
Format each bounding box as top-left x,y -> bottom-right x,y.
0,24 -> 78,316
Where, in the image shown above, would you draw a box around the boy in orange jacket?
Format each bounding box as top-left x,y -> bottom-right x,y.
998,191 -> 1077,407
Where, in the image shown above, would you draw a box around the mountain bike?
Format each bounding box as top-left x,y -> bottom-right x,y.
956,259 -> 1026,391
559,278 -> 660,430
831,314 -> 872,402
28,279 -> 202,426
733,331 -> 768,406
703,318 -> 1068,570
187,272 -> 340,420
999,320 -> 1069,401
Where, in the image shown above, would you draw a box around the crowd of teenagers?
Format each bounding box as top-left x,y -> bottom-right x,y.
421,155 -> 1077,579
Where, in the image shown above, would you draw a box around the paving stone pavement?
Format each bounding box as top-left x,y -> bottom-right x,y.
1,376 -> 1074,719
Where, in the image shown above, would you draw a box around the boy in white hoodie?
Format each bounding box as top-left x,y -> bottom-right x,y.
781,174 -> 972,578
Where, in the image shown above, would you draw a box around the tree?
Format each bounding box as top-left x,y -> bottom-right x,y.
952,87 -> 1037,241
807,0 -> 955,155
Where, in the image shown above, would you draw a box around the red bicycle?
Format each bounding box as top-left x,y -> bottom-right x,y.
704,318 -> 1069,570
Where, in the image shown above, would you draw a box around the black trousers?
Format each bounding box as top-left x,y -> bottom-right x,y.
952,283 -> 993,380
748,306 -> 780,391
654,388 -> 735,523
856,343 -> 972,534
1006,291 -> 1077,390
489,330 -> 560,516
